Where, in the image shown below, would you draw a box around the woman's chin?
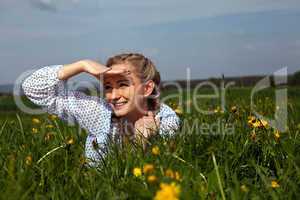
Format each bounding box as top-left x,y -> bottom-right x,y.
113,108 -> 128,117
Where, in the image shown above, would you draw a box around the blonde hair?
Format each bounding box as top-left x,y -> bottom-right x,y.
106,53 -> 161,111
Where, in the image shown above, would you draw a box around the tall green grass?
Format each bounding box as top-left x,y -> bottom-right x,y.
0,88 -> 299,199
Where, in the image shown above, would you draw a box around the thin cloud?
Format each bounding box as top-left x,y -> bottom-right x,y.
29,0 -> 57,12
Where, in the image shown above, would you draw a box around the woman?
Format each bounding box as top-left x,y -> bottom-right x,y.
22,53 -> 180,167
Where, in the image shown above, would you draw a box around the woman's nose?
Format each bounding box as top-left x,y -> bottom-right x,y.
111,88 -> 121,100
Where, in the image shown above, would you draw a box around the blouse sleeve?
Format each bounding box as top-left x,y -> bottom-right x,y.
22,65 -> 113,162
157,103 -> 181,136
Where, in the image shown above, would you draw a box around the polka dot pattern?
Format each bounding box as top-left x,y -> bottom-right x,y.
22,65 -> 180,166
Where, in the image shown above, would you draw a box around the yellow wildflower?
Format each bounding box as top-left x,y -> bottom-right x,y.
214,106 -> 220,113
165,169 -> 175,179
32,128 -> 38,134
79,155 -> 86,165
143,164 -> 154,174
147,175 -> 157,183
175,171 -> 181,181
248,116 -> 269,129
271,180 -> 280,188
49,114 -> 58,120
32,118 -> 41,124
260,119 -> 268,128
240,184 -> 249,192
25,155 -> 32,166
274,130 -> 280,142
252,120 -> 261,128
213,106 -> 224,113
174,106 -> 183,115
44,132 -> 54,141
154,182 -> 180,200
250,131 -> 256,141
248,116 -> 256,125
45,124 -> 54,129
133,167 -> 142,177
165,169 -> 181,181
152,146 -> 160,155
167,102 -> 175,109
66,137 -> 75,145
231,106 -> 237,113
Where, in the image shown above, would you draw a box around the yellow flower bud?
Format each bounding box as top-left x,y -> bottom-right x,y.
25,155 -> 33,166
152,146 -> 160,155
143,164 -> 154,174
32,118 -> 41,124
133,167 -> 142,177
147,175 -> 157,183
32,128 -> 38,134
271,180 -> 280,188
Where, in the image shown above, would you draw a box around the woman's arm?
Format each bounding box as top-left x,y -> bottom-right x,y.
22,59 -> 128,124
21,61 -> 113,136
22,60 -> 123,165
57,60 -> 85,80
57,59 -> 122,80
22,60 -> 125,165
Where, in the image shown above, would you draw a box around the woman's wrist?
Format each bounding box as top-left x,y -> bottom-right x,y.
58,61 -> 86,80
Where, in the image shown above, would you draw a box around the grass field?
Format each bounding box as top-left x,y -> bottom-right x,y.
0,87 -> 300,199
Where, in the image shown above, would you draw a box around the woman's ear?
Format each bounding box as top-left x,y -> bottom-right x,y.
143,80 -> 155,97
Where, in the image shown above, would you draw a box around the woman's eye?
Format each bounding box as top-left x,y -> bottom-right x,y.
119,83 -> 129,87
104,85 -> 112,90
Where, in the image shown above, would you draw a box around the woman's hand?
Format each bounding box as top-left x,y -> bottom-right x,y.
58,59 -> 129,81
134,111 -> 160,147
80,60 -> 128,80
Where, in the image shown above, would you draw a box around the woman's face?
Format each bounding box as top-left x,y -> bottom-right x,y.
103,63 -> 145,119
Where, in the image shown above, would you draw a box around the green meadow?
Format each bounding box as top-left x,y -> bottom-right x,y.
0,87 -> 300,199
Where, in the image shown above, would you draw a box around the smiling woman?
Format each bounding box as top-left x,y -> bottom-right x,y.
104,54 -> 161,121
21,53 -> 180,167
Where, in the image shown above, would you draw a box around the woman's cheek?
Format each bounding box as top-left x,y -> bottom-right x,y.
121,87 -> 131,99
104,92 -> 111,101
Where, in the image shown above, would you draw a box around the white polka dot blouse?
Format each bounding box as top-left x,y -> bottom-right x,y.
22,65 -> 180,166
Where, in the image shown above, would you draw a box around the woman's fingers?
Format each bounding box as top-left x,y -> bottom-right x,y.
147,111 -> 155,117
93,68 -> 129,80
104,68 -> 130,76
102,67 -> 112,73
147,111 -> 159,125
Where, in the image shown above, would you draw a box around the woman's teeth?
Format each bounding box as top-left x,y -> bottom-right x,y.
113,102 -> 127,108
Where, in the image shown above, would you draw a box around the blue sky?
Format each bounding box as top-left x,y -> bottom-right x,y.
1,0 -> 300,84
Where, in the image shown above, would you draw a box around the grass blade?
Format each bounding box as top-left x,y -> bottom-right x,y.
212,152 -> 226,200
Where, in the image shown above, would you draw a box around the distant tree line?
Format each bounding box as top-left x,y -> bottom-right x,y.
161,70 -> 300,90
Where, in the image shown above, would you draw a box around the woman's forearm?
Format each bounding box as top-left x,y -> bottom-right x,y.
58,60 -> 86,80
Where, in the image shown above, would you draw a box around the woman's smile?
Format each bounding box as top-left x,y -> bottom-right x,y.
111,101 -> 128,110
